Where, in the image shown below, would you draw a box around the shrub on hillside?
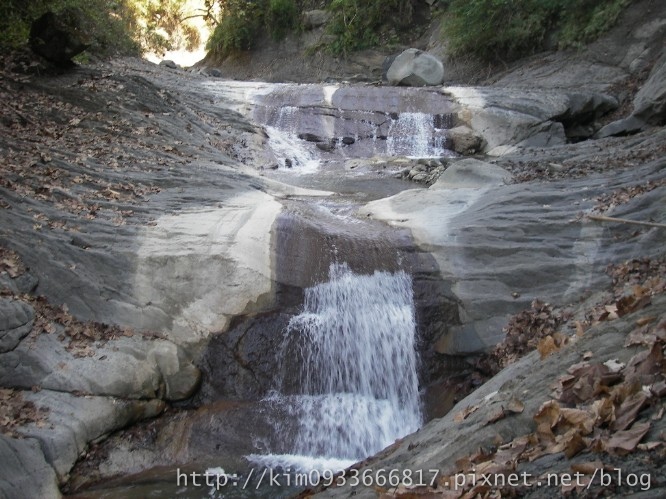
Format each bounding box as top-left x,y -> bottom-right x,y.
0,0 -> 141,57
326,0 -> 413,55
441,0 -> 632,62
266,0 -> 299,40
207,0 -> 301,56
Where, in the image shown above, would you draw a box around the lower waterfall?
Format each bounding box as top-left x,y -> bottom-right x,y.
250,262 -> 421,472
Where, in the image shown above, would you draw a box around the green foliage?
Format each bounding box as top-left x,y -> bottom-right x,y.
0,0 -> 141,56
266,0 -> 299,40
441,0 -> 633,62
326,0 -> 412,56
558,0 -> 631,49
207,0 -> 263,54
206,0 -> 301,56
134,0 -> 203,55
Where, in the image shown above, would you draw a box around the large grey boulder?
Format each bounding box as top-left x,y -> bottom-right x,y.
444,87 -> 617,154
446,125 -> 484,155
0,299 -> 34,353
633,52 -> 666,124
385,49 -> 445,87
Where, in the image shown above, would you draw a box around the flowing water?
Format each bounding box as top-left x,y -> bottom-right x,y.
235,83 -> 452,478
249,262 -> 420,473
72,80 -> 457,498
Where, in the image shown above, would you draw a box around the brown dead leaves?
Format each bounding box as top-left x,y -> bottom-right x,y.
2,246 -> 139,357
543,325 -> 665,458
422,305 -> 665,497
0,247 -> 25,280
28,295 -> 136,357
0,70 -> 162,227
492,299 -> 566,368
0,389 -> 49,437
594,178 -> 666,214
490,257 -> 665,373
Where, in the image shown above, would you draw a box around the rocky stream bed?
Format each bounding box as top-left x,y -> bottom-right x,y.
2,5 -> 666,496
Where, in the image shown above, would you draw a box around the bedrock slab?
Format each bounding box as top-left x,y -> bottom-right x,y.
0,435 -> 60,499
443,87 -> 617,153
17,390 -> 165,480
361,157 -> 666,354
130,189 -> 282,348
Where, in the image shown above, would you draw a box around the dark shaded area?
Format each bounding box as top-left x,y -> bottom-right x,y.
29,10 -> 89,66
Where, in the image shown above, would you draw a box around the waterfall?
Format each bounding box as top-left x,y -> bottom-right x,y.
249,263 -> 421,472
386,112 -> 448,157
263,105 -> 321,171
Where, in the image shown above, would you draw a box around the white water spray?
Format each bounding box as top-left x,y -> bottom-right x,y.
249,263 -> 421,471
386,112 -> 448,157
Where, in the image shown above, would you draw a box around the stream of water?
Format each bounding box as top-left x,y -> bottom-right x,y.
211,82 -> 453,492
249,262 -> 420,473
72,80 -> 455,498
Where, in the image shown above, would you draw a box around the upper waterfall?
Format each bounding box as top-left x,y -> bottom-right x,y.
204,81 -> 457,169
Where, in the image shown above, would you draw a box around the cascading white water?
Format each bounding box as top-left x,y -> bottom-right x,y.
249,263 -> 421,472
265,125 -> 321,172
386,112 -> 448,157
262,106 -> 321,172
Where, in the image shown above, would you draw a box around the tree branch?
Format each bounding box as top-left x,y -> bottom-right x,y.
587,214 -> 666,229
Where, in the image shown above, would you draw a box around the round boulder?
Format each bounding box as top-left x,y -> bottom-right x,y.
385,48 -> 445,87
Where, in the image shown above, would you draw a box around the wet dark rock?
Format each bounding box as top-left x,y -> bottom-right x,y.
29,10 -> 89,65
298,132 -> 325,142
194,311 -> 297,402
341,136 -> 356,145
159,60 -> 179,70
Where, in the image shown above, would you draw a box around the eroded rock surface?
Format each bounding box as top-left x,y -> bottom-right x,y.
362,147 -> 666,355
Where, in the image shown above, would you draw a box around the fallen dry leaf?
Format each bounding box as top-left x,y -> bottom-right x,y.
612,391 -> 650,431
507,398 -> 525,414
603,359 -> 625,373
636,316 -> 657,326
454,404 -> 480,423
603,421 -> 650,454
537,335 -> 559,359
